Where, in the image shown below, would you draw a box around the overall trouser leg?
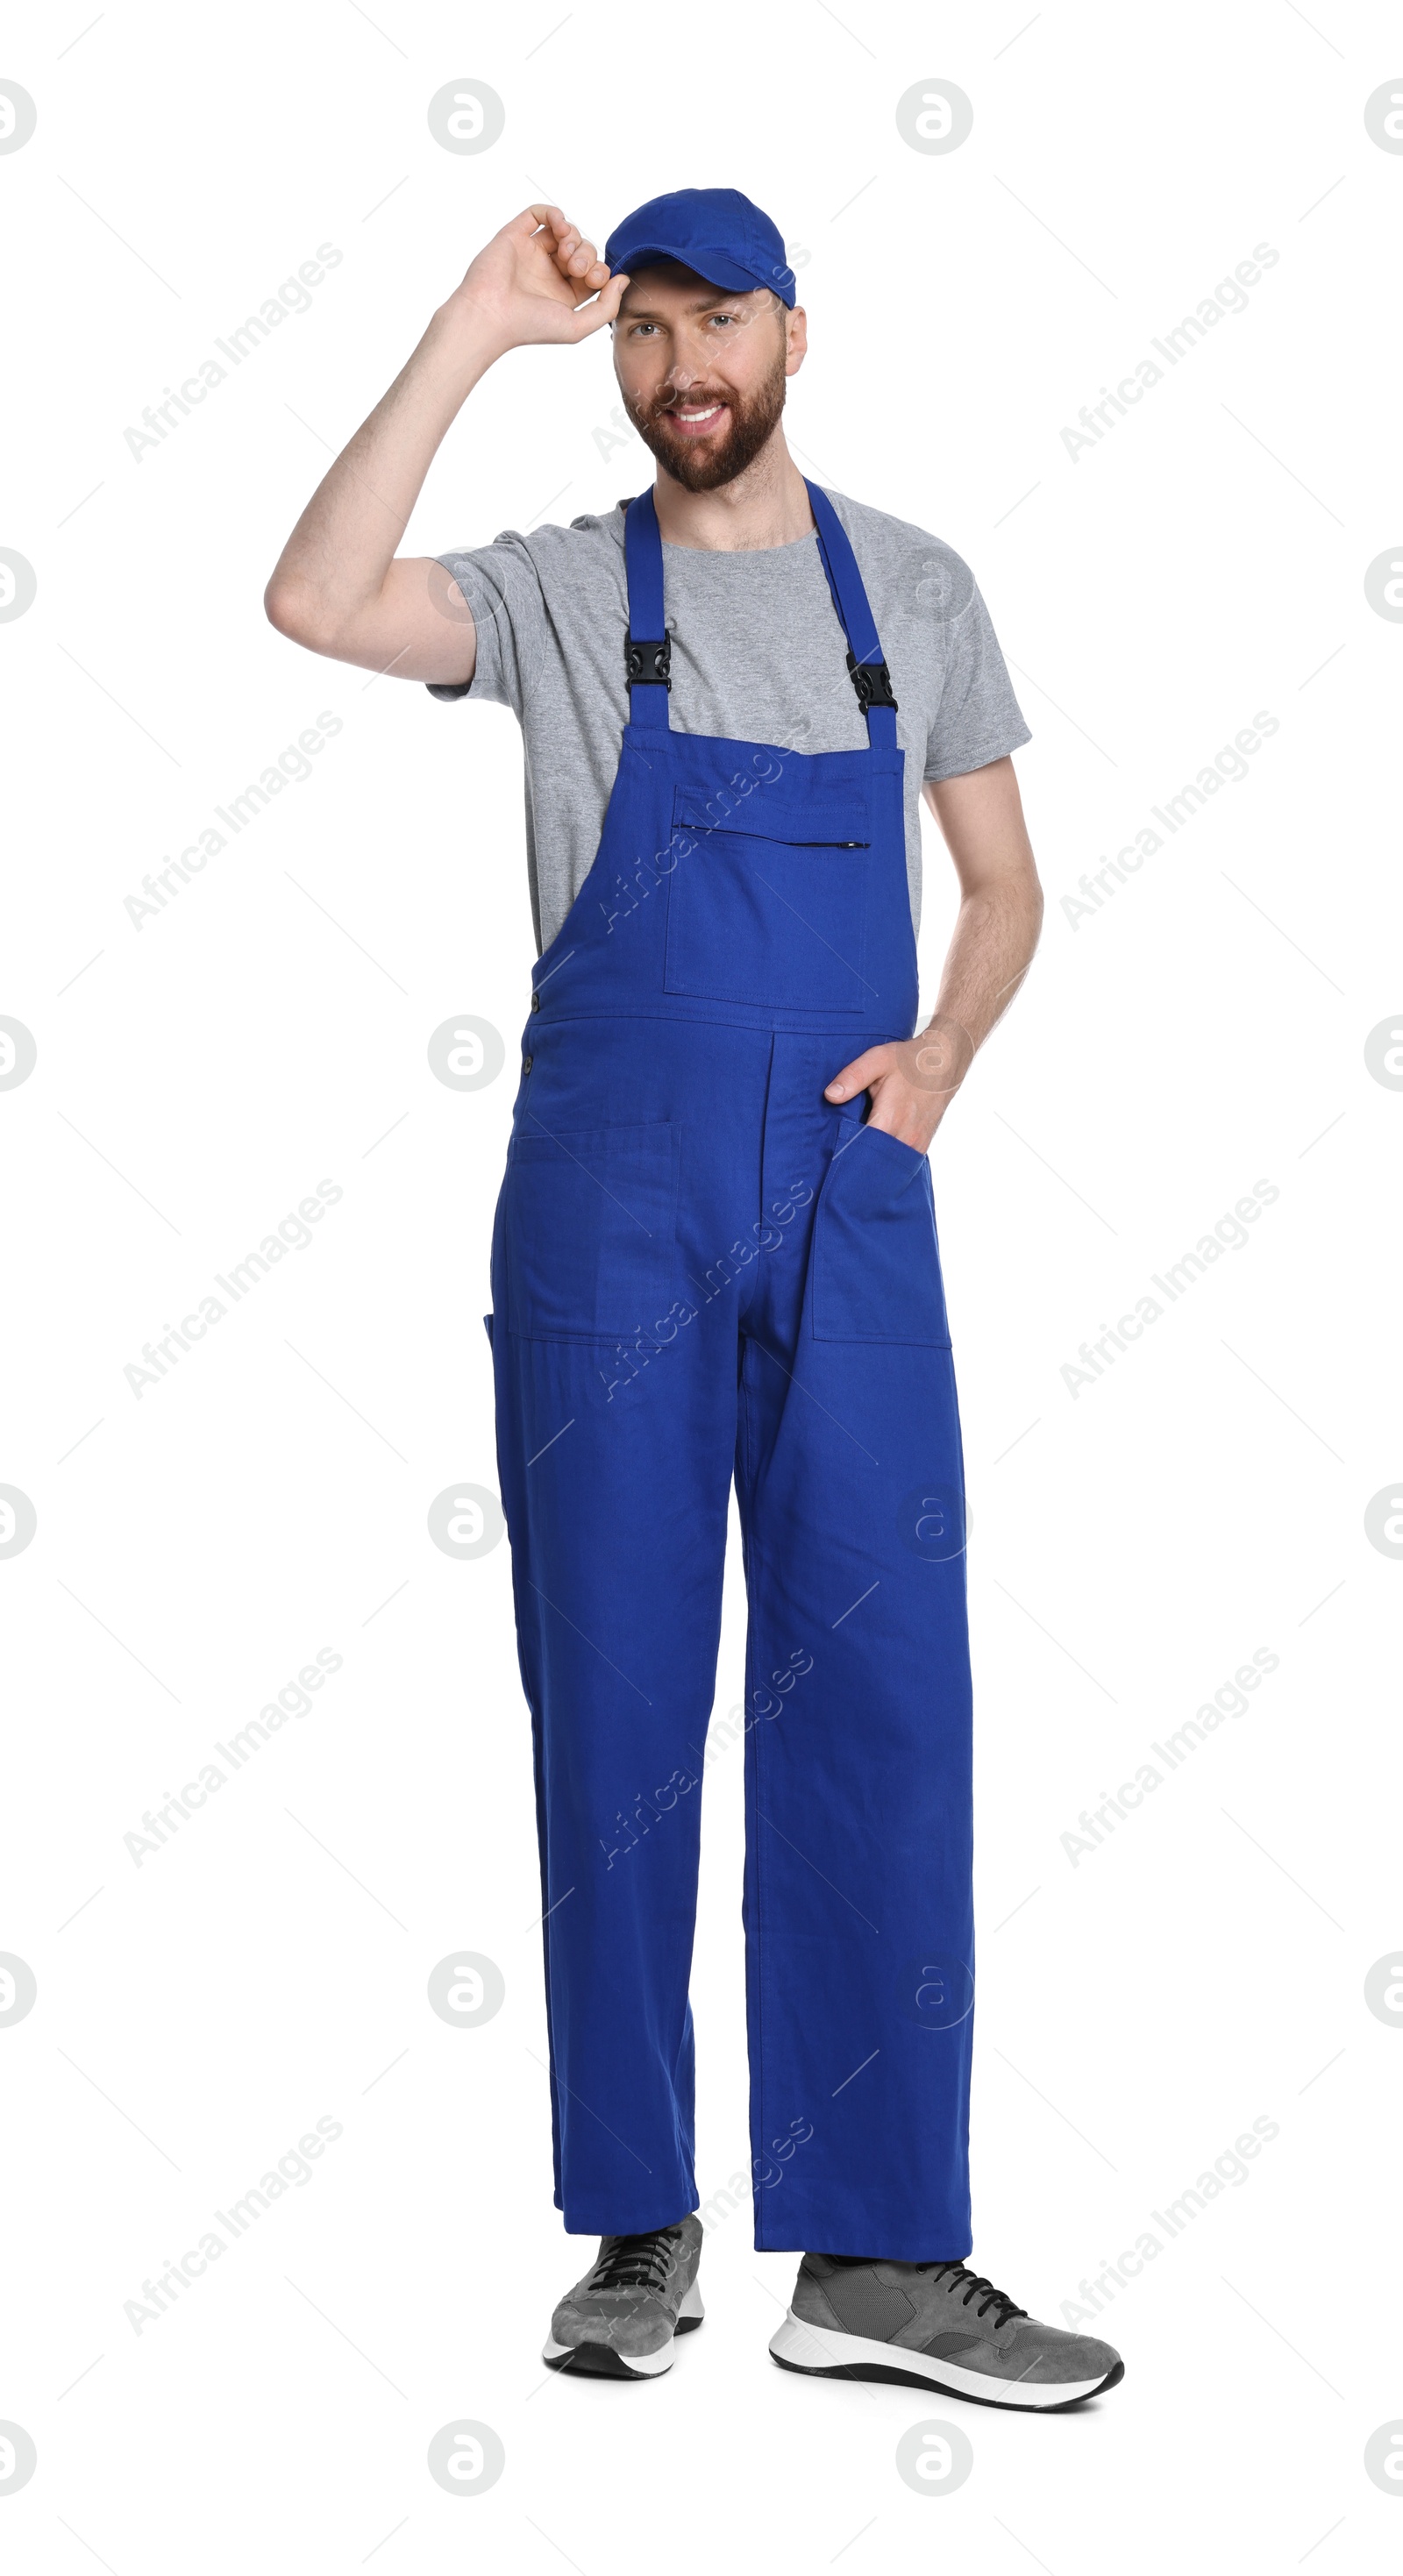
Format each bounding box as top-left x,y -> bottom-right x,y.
734,1042 -> 973,2259
490,1038 -> 758,2234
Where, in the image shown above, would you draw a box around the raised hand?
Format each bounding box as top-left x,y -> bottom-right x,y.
449,203 -> 630,353
264,204 -> 630,687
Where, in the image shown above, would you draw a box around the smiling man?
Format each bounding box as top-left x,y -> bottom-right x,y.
266,188 -> 1123,2410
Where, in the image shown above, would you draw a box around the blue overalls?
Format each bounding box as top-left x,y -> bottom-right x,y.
489,483 -> 974,2260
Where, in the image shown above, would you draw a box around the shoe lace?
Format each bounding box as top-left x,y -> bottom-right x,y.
590,2227 -> 682,2295
921,2259 -> 1028,2330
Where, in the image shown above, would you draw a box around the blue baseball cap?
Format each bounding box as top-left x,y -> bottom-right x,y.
605,188 -> 796,308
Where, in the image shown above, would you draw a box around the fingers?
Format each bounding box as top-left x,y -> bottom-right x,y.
520,205 -> 607,283
824,1046 -> 893,1102
569,267 -> 630,336
527,206 -> 600,276
554,229 -> 609,288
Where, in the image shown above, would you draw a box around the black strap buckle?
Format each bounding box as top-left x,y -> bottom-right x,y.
624,632 -> 672,688
846,651 -> 898,714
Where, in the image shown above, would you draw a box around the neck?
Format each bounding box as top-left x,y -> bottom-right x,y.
651,427 -> 814,552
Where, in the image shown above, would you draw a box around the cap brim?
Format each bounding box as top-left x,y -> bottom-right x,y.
609,238 -> 776,297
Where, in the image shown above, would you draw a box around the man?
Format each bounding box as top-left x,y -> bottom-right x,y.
266,188 -> 1123,2409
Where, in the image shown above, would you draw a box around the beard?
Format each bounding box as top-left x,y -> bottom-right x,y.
622,345 -> 788,493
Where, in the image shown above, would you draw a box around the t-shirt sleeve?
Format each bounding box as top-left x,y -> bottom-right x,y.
922,550 -> 1031,782
424,530 -> 546,709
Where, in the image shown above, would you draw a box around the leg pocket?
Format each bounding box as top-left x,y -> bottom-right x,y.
811,1121 -> 951,1346
505,1121 -> 680,1342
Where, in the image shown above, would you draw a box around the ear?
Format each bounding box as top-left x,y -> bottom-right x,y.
784,304 -> 808,377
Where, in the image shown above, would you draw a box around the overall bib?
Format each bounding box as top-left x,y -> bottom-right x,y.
489,485 -> 974,2260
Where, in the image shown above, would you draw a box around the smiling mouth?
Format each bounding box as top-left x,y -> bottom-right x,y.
659,399 -> 729,438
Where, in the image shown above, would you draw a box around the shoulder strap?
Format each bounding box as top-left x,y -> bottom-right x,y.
623,490 -> 672,730
805,480 -> 899,748
622,481 -> 897,745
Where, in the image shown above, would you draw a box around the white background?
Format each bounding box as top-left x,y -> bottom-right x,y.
3,0 -> 1401,2566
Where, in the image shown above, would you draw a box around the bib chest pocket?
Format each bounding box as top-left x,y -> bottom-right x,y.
505,1122 -> 680,1342
812,1120 -> 951,1347
665,784 -> 873,1013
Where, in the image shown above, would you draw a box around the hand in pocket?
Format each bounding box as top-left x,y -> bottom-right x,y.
824,1016 -> 973,1151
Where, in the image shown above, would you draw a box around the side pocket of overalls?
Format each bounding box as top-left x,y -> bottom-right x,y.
810,1116 -> 951,1346
504,1122 -> 680,1341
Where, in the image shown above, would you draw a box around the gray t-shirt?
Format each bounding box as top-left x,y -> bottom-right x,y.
428,489 -> 1029,954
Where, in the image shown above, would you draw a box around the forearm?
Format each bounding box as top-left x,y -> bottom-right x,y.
263,301 -> 503,665
927,868 -> 1043,1058
916,758 -> 1043,1123
825,758 -> 1043,1148
265,205 -> 625,682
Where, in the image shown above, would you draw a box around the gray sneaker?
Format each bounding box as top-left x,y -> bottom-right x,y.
543,2217 -> 705,2380
770,2255 -> 1123,2410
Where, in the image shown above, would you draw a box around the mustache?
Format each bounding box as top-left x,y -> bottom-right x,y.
652,386 -> 733,418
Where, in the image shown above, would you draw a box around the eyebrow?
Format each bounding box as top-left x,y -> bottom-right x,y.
616,289 -> 746,321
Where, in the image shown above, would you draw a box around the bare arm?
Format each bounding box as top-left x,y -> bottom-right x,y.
824,755 -> 1043,1147
263,205 -> 629,685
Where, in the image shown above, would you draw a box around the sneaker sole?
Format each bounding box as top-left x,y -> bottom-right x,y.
768,2310 -> 1123,2410
542,2281 -> 704,2380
